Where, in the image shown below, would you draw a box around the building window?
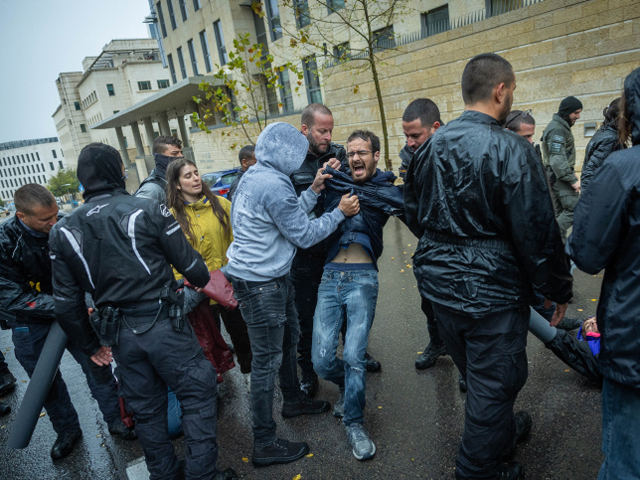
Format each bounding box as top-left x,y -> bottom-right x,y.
212,20 -> 228,65
138,81 -> 152,91
193,0 -> 200,11
327,0 -> 345,14
114,110 -> 120,114
59,161 -> 64,169
254,10 -> 268,50
294,0 -> 310,29
52,150 -> 58,159
199,30 -> 212,72
178,0 -> 188,21
333,42 -> 351,61
157,2 -> 168,37
36,152 -> 40,161
157,79 -> 171,89
167,0 -> 177,30
278,69 -> 294,113
177,47 -> 188,79
50,162 -> 55,170
107,84 -> 115,96
303,56 -> 322,104
373,25 -> 395,52
421,5 -> 450,38
168,54 -> 177,83
488,0 -> 520,17
187,39 -> 200,75
74,101 -> 81,110
265,0 -> 282,41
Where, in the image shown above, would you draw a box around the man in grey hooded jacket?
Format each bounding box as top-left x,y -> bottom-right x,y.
226,122 -> 359,467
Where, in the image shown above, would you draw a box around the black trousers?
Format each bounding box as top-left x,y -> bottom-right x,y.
420,296 -> 443,345
114,317 -> 219,480
211,304 -> 252,374
291,253 -> 325,379
432,305 -> 530,479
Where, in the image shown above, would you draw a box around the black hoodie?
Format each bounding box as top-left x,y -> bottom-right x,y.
77,143 -> 127,201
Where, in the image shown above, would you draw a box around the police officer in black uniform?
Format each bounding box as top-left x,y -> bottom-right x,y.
49,143 -> 236,480
135,135 -> 184,204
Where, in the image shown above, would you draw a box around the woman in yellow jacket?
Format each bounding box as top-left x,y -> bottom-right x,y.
165,157 -> 252,374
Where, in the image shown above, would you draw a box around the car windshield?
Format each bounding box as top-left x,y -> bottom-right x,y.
221,172 -> 240,184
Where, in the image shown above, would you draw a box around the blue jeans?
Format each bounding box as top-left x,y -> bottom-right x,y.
232,274 -> 301,446
312,269 -> 378,426
598,378 -> 640,479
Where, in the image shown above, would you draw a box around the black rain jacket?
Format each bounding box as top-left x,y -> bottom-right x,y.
0,215 -> 63,324
49,144 -> 210,356
580,124 -> 623,193
290,143 -> 347,262
398,144 -> 414,180
405,110 -> 572,318
567,67 -> 640,387
323,167 -> 404,269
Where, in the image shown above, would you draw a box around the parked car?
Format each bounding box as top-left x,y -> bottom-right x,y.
1,209 -> 9,217
201,168 -> 241,198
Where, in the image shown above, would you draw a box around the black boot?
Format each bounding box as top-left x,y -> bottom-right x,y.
504,411 -> 532,460
299,373 -> 319,398
108,420 -> 137,440
415,342 -> 447,370
0,401 -> 10,417
545,329 -> 602,383
364,352 -> 381,372
495,461 -> 524,479
458,374 -> 467,393
252,438 -> 309,467
0,371 -> 16,396
51,429 -> 82,460
282,395 -> 330,418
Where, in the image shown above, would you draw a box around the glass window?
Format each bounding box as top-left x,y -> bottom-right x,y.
156,2 -> 168,37
265,0 -> 282,41
278,69 -> 294,113
421,5 -> 450,38
187,39 -> 200,75
177,47 -> 188,79
168,54 -> 177,84
193,0 -> 200,11
166,0 -> 177,30
213,20 -> 228,65
303,56 -> 322,104
158,79 -> 171,89
294,0 -> 310,29
327,0 -> 345,13
52,149 -> 58,158
107,84 -> 115,96
59,161 -> 64,169
178,0 -> 188,21
74,101 -> 81,110
36,152 -> 40,161
199,30 -> 212,72
333,42 -> 351,61
50,162 -> 54,170
138,81 -> 152,90
373,25 -> 395,52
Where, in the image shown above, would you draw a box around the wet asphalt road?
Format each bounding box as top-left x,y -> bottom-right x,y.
0,217 -> 603,480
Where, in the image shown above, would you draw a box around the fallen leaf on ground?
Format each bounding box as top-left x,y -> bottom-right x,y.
564,369 -> 571,372
242,458 -> 249,463
400,269 -> 405,273
293,475 -> 302,480
39,412 -> 46,417
577,309 -> 584,312
591,299 -> 597,302
306,453 -> 313,457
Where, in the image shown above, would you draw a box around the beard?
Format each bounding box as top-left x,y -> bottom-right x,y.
307,131 -> 330,157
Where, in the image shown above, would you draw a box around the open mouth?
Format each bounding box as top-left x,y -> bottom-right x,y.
353,164 -> 366,175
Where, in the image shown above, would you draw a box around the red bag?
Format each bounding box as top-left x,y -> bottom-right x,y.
184,270 -> 238,310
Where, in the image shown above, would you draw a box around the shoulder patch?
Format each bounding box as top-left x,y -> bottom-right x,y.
549,134 -> 564,154
159,204 -> 172,218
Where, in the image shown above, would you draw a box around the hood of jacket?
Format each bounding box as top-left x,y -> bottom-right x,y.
255,122 -> 309,176
78,143 -> 127,201
623,67 -> 640,145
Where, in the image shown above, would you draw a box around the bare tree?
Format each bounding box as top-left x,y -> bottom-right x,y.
280,0 -> 411,171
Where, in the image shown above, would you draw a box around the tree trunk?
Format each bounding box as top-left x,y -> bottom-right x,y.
369,56 -> 391,171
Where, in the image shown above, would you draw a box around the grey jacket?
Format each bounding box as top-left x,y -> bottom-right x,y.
226,123 -> 345,282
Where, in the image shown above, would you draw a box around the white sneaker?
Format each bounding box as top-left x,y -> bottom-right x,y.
345,423 -> 376,460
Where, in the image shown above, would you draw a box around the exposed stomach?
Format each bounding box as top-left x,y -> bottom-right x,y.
329,243 -> 372,264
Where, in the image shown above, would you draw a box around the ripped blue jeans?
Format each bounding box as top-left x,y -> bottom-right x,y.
312,268 -> 378,426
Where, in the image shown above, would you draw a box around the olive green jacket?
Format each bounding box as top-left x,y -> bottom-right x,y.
541,113 -> 579,193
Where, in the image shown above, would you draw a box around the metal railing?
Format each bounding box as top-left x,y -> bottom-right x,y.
324,0 -> 545,68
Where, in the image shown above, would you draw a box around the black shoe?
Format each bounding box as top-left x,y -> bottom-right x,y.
415,342 -> 447,370
0,371 -> 16,396
495,461 -> 524,479
458,374 -> 467,393
299,374 -> 319,398
555,317 -> 583,331
51,429 -> 82,460
108,420 -> 137,440
504,411 -> 532,459
252,438 -> 309,467
282,395 -> 330,418
213,468 -> 238,479
0,401 -> 10,417
364,352 -> 381,373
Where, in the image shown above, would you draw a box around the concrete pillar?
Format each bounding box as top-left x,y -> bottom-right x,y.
143,116 -> 155,152
130,121 -> 145,158
177,115 -> 190,148
115,127 -> 131,168
158,112 -> 171,136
